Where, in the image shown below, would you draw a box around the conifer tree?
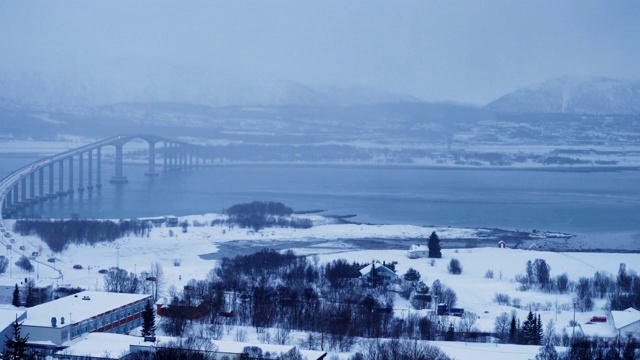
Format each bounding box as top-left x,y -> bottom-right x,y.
522,311 -> 536,344
11,284 -> 20,307
3,318 -> 34,359
428,231 -> 442,258
509,314 -> 517,344
141,300 -> 156,337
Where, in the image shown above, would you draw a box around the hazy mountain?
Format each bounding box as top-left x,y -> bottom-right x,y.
0,71 -> 417,108
486,77 -> 640,115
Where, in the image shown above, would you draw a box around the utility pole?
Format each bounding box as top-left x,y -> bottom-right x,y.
572,302 -> 576,340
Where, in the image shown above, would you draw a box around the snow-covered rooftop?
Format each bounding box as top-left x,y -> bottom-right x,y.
23,291 -> 150,327
610,307 -> 640,330
0,308 -> 26,332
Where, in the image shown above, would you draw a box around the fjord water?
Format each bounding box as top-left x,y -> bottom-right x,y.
3,156 -> 639,236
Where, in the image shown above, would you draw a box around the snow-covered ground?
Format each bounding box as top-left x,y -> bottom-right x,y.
1,213 -> 637,359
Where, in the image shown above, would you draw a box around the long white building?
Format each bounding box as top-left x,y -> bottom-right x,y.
21,290 -> 151,347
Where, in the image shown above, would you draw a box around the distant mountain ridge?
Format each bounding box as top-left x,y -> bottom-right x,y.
486,77 -> 640,115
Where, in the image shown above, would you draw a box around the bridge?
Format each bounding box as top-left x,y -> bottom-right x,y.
0,134 -> 213,220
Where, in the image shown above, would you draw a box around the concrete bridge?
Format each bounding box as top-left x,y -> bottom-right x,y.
0,134 -> 213,219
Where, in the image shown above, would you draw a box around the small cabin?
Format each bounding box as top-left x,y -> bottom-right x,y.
498,240 -> 507,249
165,216 -> 179,227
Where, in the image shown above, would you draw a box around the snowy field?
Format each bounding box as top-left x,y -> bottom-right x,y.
1,213 -> 637,359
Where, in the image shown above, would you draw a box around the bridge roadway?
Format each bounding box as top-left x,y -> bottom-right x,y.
0,134 -> 213,280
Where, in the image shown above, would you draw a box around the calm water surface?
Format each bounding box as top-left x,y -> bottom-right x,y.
2,156 -> 639,236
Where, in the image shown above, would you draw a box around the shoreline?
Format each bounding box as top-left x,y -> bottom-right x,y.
1,151 -> 640,174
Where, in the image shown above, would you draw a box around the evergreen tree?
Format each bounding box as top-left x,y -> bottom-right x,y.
622,338 -> 637,360
509,314 -> 517,344
3,318 -> 34,360
522,311 -> 535,344
428,231 -> 442,258
535,342 -> 559,360
11,284 -> 20,307
535,314 -> 544,345
141,300 -> 156,337
23,280 -> 36,308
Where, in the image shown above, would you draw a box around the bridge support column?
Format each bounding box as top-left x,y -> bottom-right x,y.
163,141 -> 168,172
78,152 -> 84,192
145,142 -> 159,176
48,163 -> 56,198
96,147 -> 102,188
57,160 -> 66,195
29,172 -> 35,202
87,149 -> 93,190
13,184 -> 19,208
110,144 -> 128,183
20,177 -> 27,204
68,156 -> 74,194
38,168 -> 44,200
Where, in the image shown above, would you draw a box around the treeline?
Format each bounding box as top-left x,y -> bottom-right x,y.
212,201 -> 313,231
12,219 -> 151,252
509,259 -> 640,311
155,249 -> 463,352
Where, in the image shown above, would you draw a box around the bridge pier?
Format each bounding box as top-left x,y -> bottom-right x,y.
48,163 -> 56,199
96,147 -> 102,188
57,159 -> 67,196
87,149 -> 93,190
110,144 -> 128,184
78,152 -> 84,192
145,142 -> 159,176
67,156 -> 74,194
38,168 -> 45,201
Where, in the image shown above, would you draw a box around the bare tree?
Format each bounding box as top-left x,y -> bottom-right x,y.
494,312 -> 510,343
149,262 -> 165,301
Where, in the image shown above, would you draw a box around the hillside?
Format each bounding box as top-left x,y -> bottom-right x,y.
486,77 -> 640,115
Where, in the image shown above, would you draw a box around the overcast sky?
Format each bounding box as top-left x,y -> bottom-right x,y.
1,1 -> 639,105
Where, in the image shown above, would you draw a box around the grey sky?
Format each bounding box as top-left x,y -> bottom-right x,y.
1,0 -> 638,105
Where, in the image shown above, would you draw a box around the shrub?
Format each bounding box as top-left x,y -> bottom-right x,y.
15,256 -> 34,272
448,258 -> 462,275
485,269 -> 494,279
494,293 -> 511,305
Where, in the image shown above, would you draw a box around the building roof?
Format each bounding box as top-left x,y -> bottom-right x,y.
22,291 -> 150,327
0,308 -> 26,331
359,262 -> 397,277
61,334 -> 299,359
610,307 -> 640,330
57,333 -> 150,358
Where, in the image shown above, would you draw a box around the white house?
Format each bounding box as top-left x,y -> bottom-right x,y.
407,244 -> 430,259
610,307 -> 640,339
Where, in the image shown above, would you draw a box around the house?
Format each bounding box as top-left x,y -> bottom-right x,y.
498,240 -> 507,248
165,216 -> 179,227
407,244 -> 430,259
409,285 -> 432,310
359,262 -> 398,281
609,307 -> 640,339
528,243 -> 540,251
19,290 -> 151,354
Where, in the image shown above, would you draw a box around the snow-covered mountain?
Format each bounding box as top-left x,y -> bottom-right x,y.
0,71 -> 417,107
486,77 -> 640,115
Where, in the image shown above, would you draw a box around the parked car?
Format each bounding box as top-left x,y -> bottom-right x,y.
9,239 -> 15,243
98,269 -> 108,274
32,251 -> 39,257
19,245 -> 25,250
47,258 -> 55,263
73,264 -> 83,270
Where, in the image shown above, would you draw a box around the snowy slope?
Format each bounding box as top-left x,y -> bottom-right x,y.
486,77 -> 640,114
